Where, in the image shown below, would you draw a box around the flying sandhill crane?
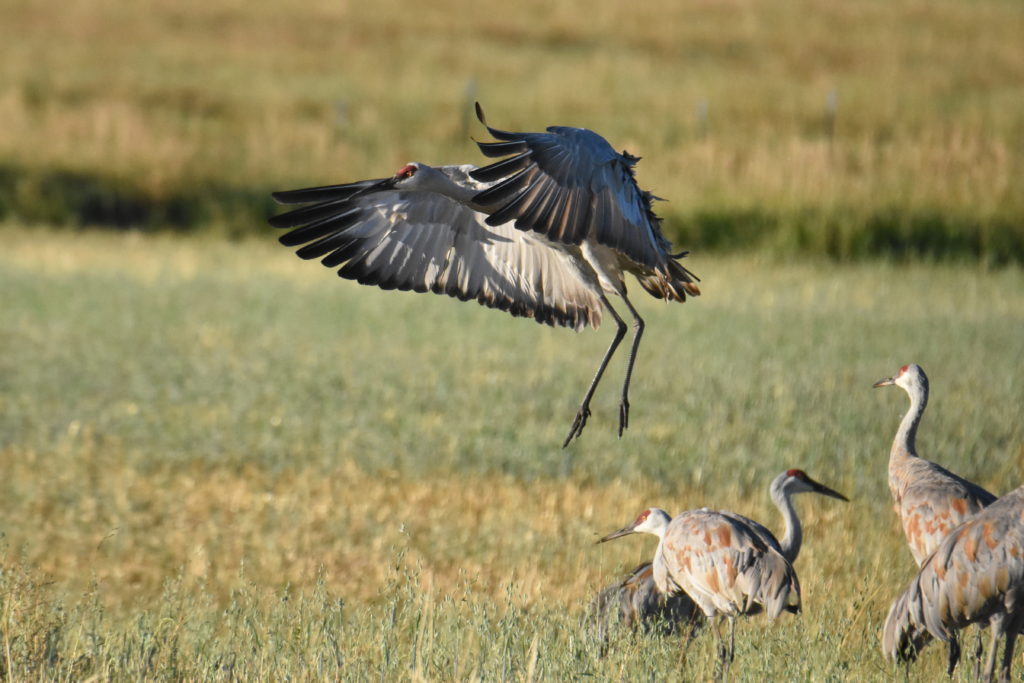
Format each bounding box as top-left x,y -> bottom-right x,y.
591,469 -> 847,637
882,484 -> 1024,683
873,363 -> 997,565
270,104 -> 699,447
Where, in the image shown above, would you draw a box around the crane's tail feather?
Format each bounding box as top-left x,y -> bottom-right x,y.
882,582 -> 934,663
636,257 -> 701,301
759,549 -> 800,620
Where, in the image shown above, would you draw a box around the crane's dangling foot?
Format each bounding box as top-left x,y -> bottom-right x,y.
618,398 -> 630,438
563,404 -> 591,448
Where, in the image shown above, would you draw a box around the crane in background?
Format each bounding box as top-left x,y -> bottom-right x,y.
883,485 -> 1024,682
873,363 -> 997,565
591,469 -> 846,638
874,363 -> 999,673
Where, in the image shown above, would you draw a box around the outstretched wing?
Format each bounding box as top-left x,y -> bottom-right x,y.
469,104 -> 677,274
270,165 -> 603,331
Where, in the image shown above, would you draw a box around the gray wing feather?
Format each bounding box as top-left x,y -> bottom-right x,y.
717,511 -> 785,556
271,168 -> 603,331
471,118 -> 676,272
893,458 -> 998,564
663,510 -> 800,620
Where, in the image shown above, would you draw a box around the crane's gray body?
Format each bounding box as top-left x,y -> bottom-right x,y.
876,364 -> 997,566
883,485 -> 1024,682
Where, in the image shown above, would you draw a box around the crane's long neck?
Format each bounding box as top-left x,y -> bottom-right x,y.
414,165 -> 481,206
651,534 -> 669,593
893,380 -> 927,460
770,478 -> 802,564
644,510 -> 673,594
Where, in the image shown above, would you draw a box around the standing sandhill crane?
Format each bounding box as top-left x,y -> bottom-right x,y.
596,469 -> 847,664
873,363 -> 997,565
882,484 -> 1024,682
270,104 -> 699,447
591,469 -> 847,637
599,507 -> 796,667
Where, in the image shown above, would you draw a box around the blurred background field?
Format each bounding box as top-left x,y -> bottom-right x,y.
1,229 -> 1022,678
1,0 -> 1024,678
1,0 -> 1023,260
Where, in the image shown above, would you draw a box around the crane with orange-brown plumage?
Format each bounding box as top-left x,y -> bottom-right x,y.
270,104 -> 699,447
596,469 -> 846,665
874,363 -> 999,673
873,363 -> 997,565
590,469 -> 847,639
882,484 -> 1024,682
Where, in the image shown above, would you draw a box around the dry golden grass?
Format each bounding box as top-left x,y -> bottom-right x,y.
6,432 -> 864,608
1,226 -> 1022,677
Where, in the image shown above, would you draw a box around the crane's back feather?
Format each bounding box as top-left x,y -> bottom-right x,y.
663,510 -> 801,620
883,486 -> 1024,661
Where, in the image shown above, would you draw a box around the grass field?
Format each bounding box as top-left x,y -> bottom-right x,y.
1,226 -> 1022,678
1,0 -> 1023,259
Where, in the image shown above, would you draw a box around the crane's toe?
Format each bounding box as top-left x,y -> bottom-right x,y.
562,406 -> 592,448
618,398 -> 630,437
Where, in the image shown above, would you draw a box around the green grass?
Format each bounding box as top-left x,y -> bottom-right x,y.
1,0 -> 1023,259
1,226 -> 1022,678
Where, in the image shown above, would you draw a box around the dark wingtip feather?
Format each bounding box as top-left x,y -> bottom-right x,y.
475,140 -> 529,159
472,103 -> 522,143
271,190 -> 297,205
469,151 -> 533,183
271,179 -> 391,206
269,210 -> 310,229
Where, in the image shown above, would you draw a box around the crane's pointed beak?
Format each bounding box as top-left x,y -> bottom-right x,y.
808,477 -> 849,502
596,525 -> 637,544
873,375 -> 896,388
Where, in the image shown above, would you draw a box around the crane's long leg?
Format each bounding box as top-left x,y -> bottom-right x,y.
615,291 -> 645,438
999,628 -> 1017,683
711,618 -> 727,668
973,627 -> 984,680
983,614 -> 1005,683
945,635 -> 961,676
727,616 -> 736,663
997,612 -> 1024,683
562,293 -> 627,448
